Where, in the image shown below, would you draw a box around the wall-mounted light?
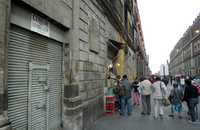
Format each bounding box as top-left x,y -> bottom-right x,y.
108,64 -> 113,69
195,29 -> 200,34
116,63 -> 120,67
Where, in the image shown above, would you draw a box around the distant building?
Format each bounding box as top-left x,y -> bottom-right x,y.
169,13 -> 200,77
160,64 -> 169,77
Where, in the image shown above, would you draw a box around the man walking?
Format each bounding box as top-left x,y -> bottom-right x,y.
138,77 -> 152,115
183,79 -> 199,123
120,75 -> 132,116
168,82 -> 184,119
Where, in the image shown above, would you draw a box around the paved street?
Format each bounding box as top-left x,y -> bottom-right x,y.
91,83 -> 200,130
91,105 -> 200,130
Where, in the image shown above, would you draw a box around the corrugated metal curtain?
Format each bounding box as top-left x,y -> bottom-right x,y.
48,38 -> 62,130
29,67 -> 48,130
8,25 -> 62,130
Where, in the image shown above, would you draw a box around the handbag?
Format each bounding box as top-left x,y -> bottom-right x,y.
160,82 -> 170,107
197,86 -> 200,96
162,98 -> 170,107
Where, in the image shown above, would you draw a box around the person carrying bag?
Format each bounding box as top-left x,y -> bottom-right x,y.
152,76 -> 169,119
160,82 -> 170,107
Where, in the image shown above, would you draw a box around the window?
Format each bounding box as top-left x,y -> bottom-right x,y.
89,17 -> 100,53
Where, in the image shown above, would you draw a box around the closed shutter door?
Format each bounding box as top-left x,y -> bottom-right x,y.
30,67 -> 48,130
48,38 -> 62,130
8,25 -> 62,130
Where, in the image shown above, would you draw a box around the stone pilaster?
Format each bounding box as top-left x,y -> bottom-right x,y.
62,0 -> 83,130
0,0 -> 11,129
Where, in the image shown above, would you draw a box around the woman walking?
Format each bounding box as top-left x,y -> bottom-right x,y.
132,81 -> 140,106
152,76 -> 168,119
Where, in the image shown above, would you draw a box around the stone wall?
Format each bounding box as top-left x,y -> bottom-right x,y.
21,0 -> 72,28
0,0 -> 122,130
78,0 -> 106,129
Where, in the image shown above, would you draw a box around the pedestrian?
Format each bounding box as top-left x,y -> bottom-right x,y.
170,75 -> 173,85
183,79 -> 199,123
162,77 -> 169,86
168,82 -> 184,119
180,76 -> 185,89
152,76 -> 168,119
132,81 -> 140,106
138,76 -> 152,115
113,75 -> 122,113
119,74 -> 132,116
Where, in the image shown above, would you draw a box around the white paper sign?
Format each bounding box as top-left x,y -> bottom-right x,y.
31,14 -> 49,37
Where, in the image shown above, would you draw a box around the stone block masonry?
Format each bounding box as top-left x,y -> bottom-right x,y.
0,0 -> 126,130
0,0 -> 11,130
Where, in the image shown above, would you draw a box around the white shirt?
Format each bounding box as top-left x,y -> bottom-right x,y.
152,81 -> 167,99
138,79 -> 152,95
180,78 -> 185,85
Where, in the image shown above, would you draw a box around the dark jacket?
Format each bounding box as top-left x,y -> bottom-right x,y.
121,79 -> 132,98
170,87 -> 183,105
132,81 -> 139,93
183,84 -> 198,102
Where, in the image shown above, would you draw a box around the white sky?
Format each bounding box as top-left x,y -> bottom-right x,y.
137,0 -> 200,74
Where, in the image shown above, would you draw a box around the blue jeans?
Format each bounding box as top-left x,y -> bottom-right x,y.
171,103 -> 182,113
188,98 -> 199,122
116,96 -> 121,111
120,97 -> 132,116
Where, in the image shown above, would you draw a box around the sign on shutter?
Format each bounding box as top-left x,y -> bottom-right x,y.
31,14 -> 50,37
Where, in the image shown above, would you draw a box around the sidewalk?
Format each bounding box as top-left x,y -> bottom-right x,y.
91,102 -> 200,130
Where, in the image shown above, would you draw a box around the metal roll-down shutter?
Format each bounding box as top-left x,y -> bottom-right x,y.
8,25 -> 62,130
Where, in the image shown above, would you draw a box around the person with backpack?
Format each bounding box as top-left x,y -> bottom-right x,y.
183,79 -> 199,123
168,82 -> 184,119
119,74 -> 132,116
113,75 -> 122,112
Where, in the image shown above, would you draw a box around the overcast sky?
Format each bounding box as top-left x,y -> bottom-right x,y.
137,0 -> 200,74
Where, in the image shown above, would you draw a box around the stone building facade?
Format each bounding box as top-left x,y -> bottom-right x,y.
0,0 -> 148,130
170,13 -> 200,77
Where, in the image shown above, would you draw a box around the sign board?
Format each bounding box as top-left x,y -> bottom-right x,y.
31,14 -> 49,37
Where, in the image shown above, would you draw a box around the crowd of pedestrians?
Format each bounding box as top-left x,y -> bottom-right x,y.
113,74 -> 200,124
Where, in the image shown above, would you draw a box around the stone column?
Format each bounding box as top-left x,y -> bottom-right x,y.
63,0 -> 83,130
0,0 -> 11,130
